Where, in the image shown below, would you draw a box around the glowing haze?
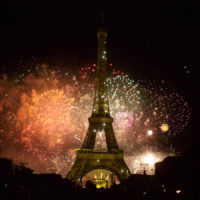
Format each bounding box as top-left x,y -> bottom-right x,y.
0,63 -> 191,175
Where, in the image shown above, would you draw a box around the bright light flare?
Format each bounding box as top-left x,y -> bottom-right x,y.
147,130 -> 153,136
125,152 -> 167,175
142,153 -> 156,165
176,190 -> 181,194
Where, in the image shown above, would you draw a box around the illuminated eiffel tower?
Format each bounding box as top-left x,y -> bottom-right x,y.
67,17 -> 131,185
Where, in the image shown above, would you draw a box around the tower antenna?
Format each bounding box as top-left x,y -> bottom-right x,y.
100,12 -> 104,26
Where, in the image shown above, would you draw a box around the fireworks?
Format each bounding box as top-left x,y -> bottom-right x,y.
142,153 -> 156,166
160,123 -> 169,132
114,112 -> 134,129
137,79 -> 191,136
0,63 -> 191,176
125,151 -> 168,175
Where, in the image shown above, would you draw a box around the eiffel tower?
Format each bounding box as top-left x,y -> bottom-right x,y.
67,18 -> 131,185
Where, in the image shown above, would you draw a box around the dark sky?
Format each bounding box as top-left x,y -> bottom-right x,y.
0,1 -> 200,151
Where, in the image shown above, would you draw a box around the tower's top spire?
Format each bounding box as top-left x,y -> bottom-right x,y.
100,12 -> 104,27
98,12 -> 106,29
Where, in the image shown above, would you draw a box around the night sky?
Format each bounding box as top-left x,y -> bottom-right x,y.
0,1 -> 199,152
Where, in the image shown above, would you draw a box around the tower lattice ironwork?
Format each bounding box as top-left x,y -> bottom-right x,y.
67,22 -> 131,185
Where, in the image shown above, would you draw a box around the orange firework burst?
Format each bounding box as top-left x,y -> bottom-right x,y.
17,89 -> 78,151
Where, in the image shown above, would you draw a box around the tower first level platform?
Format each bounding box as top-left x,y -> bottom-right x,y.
67,149 -> 131,184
